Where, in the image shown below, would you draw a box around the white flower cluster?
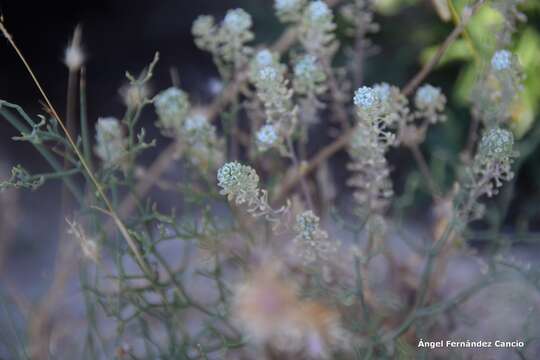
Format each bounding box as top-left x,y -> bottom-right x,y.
94,117 -> 127,168
472,50 -> 522,127
353,84 -> 402,129
154,87 -> 190,132
256,124 -> 279,151
218,162 -> 260,205
154,87 -> 223,169
479,127 -> 515,160
348,84 -> 404,216
255,49 -> 274,67
192,8 -> 254,74
470,127 -> 517,198
183,113 -> 207,133
354,86 -> 379,110
249,51 -> 296,152
183,113 -> 225,169
293,54 -> 326,95
223,9 -> 252,33
491,50 -> 513,71
298,1 -> 337,57
274,0 -> 306,22
292,210 -> 338,265
307,1 -> 331,22
217,162 -> 289,223
414,84 -> 446,124
347,123 -> 394,214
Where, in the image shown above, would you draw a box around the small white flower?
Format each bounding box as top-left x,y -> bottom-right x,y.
223,8 -> 252,33
275,0 -> 300,11
415,84 -> 442,108
491,50 -> 512,71
354,86 -> 378,109
184,114 -> 207,132
255,49 -> 273,67
307,1 -> 330,21
259,66 -> 278,81
294,55 -> 317,78
256,124 -> 279,147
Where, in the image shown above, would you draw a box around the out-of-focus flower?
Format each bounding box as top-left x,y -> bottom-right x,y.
294,54 -> 326,95
232,263 -> 347,357
154,87 -> 190,133
120,83 -> 150,109
307,1 -> 331,22
292,211 -> 339,265
478,127 -> 515,160
414,84 -> 446,123
64,25 -> 84,72
491,49 -> 513,71
299,0 -> 337,57
275,0 -> 306,22
223,8 -> 252,33
255,49 -> 274,67
256,124 -> 279,151
66,219 -> 99,263
94,117 -> 127,168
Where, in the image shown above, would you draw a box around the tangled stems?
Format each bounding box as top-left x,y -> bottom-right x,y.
0,20 -> 153,277
274,0 -> 486,204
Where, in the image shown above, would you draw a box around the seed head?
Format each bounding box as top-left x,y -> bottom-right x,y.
64,25 -> 85,72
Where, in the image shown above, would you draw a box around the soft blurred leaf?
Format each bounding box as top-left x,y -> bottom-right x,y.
375,0 -> 420,16
420,39 -> 473,67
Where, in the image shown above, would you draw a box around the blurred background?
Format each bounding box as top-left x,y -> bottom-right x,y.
0,0 -> 540,357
